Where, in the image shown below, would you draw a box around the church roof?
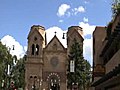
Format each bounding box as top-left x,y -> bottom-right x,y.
45,35 -> 66,51
27,25 -> 45,40
67,26 -> 84,41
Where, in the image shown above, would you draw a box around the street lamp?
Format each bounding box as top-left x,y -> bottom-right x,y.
70,59 -> 77,90
69,54 -> 78,90
70,60 -> 75,73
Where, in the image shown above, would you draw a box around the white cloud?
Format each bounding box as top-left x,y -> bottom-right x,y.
77,6 -> 85,12
83,38 -> 93,65
24,46 -> 27,53
79,22 -> 95,65
59,20 -> 63,23
57,4 -> 70,17
46,26 -> 67,48
57,5 -> 85,20
79,22 -> 95,36
73,6 -> 85,15
1,35 -> 26,59
83,17 -> 88,23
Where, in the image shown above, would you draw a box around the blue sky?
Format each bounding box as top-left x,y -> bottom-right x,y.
0,0 -> 113,64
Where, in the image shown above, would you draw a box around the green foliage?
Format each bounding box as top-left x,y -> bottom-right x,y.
112,0 -> 120,16
0,42 -> 13,89
0,42 -> 25,89
82,60 -> 92,89
12,56 -> 26,89
67,39 -> 91,90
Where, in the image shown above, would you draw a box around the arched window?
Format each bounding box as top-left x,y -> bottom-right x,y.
36,44 -> 39,55
31,44 -> 35,55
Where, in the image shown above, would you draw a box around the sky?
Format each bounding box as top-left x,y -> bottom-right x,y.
0,0 -> 113,65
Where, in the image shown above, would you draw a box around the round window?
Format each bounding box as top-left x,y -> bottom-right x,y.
50,57 -> 59,67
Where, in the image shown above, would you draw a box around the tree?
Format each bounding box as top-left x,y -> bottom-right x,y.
0,42 -> 8,89
0,41 -> 26,89
0,42 -> 13,89
112,0 -> 120,16
0,42 -> 7,78
11,55 -> 26,89
82,60 -> 92,90
67,39 -> 91,90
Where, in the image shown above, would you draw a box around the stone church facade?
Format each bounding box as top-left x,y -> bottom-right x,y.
25,25 -> 83,90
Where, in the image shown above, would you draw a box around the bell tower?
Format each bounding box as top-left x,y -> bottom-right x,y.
27,25 -> 46,56
67,26 -> 84,53
25,25 -> 46,90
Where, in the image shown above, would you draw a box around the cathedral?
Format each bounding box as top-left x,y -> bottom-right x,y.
25,25 -> 83,90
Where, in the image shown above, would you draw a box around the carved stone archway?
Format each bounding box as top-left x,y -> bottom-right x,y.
47,73 -> 60,90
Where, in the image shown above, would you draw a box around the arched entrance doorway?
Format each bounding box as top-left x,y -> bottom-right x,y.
47,73 -> 60,90
50,77 -> 60,90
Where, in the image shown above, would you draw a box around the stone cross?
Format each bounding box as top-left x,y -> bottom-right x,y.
54,31 -> 57,35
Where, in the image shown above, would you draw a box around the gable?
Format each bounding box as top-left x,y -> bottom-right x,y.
69,30 -> 84,42
68,28 -> 84,42
45,35 -> 66,51
27,28 -> 44,41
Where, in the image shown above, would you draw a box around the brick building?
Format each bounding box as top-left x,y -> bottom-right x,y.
92,14 -> 120,90
25,25 -> 83,90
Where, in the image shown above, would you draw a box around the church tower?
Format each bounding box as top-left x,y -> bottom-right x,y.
67,26 -> 84,53
25,25 -> 46,90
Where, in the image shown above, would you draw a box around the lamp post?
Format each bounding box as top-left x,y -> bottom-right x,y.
69,56 -> 78,90
70,59 -> 77,90
69,53 -> 76,90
